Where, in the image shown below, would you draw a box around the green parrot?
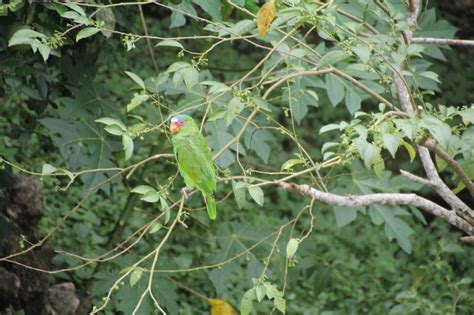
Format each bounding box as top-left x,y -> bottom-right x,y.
170,114 -> 217,220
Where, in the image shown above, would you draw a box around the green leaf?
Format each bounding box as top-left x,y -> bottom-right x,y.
252,96 -> 271,111
124,71 -> 145,90
7,0 -> 25,12
63,3 -> 86,16
169,2 -> 197,28
155,39 -> 184,49
60,11 -> 81,20
76,27 -> 100,42
240,288 -> 256,315
435,154 -> 447,172
420,116 -> 451,149
354,137 -> 381,169
130,269 -> 142,287
289,94 -> 308,124
274,297 -> 286,313
122,134 -> 134,161
333,206 -> 362,227
141,191 -> 159,203
95,117 -> 127,130
202,81 -> 231,95
409,206 -> 427,225
96,8 -> 116,38
255,285 -> 266,303
394,118 -> 417,140
286,238 -> 299,258
460,127 -> 474,161
42,163 -> 57,175
325,74 -> 345,106
37,43 -> 51,62
183,67 -> 199,90
104,124 -> 124,136
352,46 -> 371,63
131,185 -> 156,195
248,186 -> 264,206
370,206 -> 415,254
459,107 -> 474,123
170,11 -> 186,28
167,61 -> 190,73
419,71 -> 440,83
232,181 -> 248,209
417,8 -> 458,39
407,44 -> 425,56
383,133 -> 402,158
281,158 -> 304,171
8,29 -> 46,47
149,222 -> 163,234
345,87 -> 361,114
160,197 -> 171,224
127,93 -> 150,112
192,0 -> 222,20
206,121 -> 236,168
321,142 -> 339,154
226,97 -> 244,126
319,50 -> 350,68
263,282 -> 286,313
319,123 -> 340,134
373,155 -> 385,178
389,303 -> 419,314
402,141 -> 416,162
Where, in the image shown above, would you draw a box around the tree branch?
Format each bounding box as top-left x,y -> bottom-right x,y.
400,169 -> 434,187
138,5 -> 159,74
459,236 -> 474,245
393,0 -> 474,226
421,139 -> 474,198
276,182 -> 473,235
411,37 -> 474,46
263,67 -> 397,110
417,147 -> 474,225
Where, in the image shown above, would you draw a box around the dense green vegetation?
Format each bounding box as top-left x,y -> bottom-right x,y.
0,1 -> 473,314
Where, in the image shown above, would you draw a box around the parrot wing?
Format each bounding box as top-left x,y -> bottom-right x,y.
173,133 -> 216,196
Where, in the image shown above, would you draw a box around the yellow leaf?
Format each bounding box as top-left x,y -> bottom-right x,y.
208,299 -> 237,315
256,0 -> 276,37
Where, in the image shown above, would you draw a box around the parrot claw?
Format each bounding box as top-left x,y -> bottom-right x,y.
180,187 -> 190,199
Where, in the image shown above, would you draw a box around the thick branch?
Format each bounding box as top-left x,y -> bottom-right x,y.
412,37 -> 474,47
417,147 -> 474,225
459,236 -> 474,245
393,0 -> 474,225
421,139 -> 474,198
277,182 -> 473,235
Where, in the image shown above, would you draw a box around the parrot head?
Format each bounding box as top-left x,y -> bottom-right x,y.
170,114 -> 197,134
170,114 -> 185,134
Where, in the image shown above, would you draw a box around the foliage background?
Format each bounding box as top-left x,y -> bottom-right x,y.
0,0 -> 473,314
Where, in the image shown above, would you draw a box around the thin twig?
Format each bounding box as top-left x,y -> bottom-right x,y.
138,4 -> 159,74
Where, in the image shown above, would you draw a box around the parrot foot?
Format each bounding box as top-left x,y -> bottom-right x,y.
180,187 -> 191,199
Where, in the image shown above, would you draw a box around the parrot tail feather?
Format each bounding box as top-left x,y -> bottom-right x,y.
205,195 -> 217,220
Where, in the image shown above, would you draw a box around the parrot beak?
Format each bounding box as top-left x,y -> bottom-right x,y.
170,122 -> 180,134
